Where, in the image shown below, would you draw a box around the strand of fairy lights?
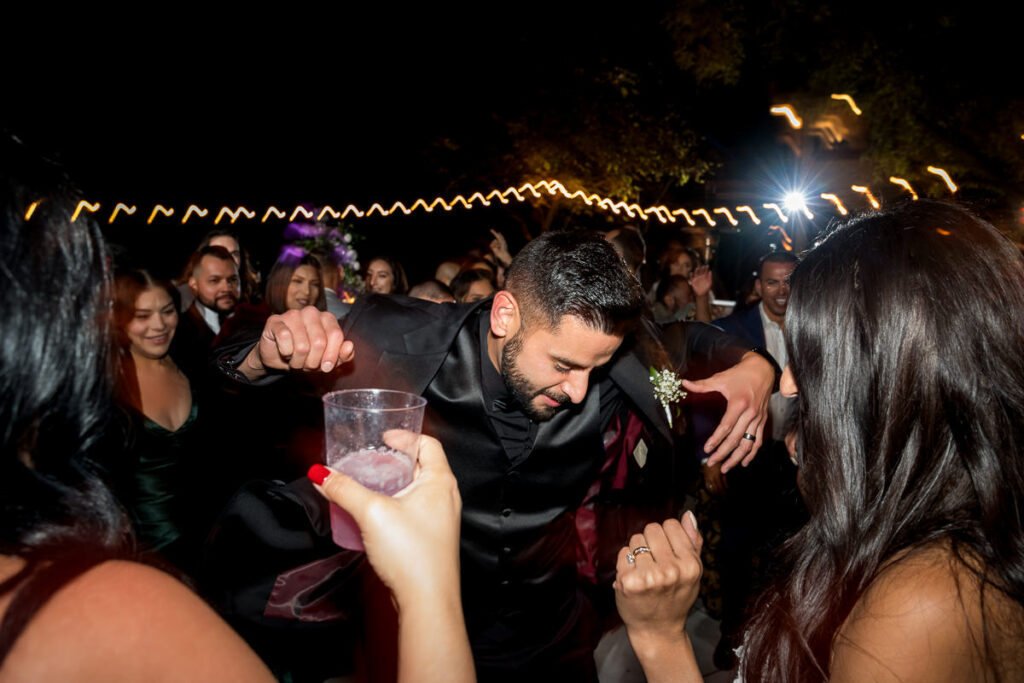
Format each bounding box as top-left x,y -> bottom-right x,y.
35,165 -> 959,233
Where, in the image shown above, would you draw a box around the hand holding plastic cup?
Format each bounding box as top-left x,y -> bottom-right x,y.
322,389 -> 427,550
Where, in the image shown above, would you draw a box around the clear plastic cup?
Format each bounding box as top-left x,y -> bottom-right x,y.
322,389 -> 427,550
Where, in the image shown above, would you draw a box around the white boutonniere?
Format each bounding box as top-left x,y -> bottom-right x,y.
649,367 -> 687,427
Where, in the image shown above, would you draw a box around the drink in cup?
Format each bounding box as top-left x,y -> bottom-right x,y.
322,389 -> 427,550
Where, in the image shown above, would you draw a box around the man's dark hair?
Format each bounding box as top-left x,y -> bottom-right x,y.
504,230 -> 645,334
187,244 -> 236,279
408,279 -> 454,302
756,251 -> 798,279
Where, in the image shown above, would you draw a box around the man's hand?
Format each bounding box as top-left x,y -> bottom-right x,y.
689,265 -> 713,298
240,306 -> 354,381
682,350 -> 774,472
614,513 -> 704,683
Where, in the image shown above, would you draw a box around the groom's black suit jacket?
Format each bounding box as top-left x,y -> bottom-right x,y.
215,293 -> 757,672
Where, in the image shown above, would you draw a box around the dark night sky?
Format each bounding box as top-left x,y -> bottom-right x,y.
3,4 -> 1018,282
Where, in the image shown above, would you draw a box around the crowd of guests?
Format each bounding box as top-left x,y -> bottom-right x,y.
2,137 -> 1023,683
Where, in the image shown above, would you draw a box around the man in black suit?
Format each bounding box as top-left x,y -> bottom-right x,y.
227,232 -> 776,680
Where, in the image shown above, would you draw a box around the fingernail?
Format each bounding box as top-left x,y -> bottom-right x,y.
307,464 -> 331,486
322,361 -> 334,372
685,510 -> 699,533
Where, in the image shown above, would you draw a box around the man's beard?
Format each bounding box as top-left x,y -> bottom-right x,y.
500,328 -> 569,422
200,293 -> 238,313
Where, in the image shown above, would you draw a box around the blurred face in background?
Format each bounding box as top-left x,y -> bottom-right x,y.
126,287 -> 177,360
209,235 -> 241,268
366,259 -> 396,294
669,251 -> 695,279
285,264 -> 322,310
463,278 -> 495,303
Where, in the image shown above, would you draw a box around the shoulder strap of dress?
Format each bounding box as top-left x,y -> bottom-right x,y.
0,551 -> 109,667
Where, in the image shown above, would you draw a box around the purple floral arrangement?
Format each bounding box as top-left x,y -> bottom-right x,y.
281,215 -> 363,291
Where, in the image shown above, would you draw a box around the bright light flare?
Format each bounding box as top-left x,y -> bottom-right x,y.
927,166 -> 958,193
770,105 -> 802,129
889,177 -> 918,201
782,192 -> 813,219
820,193 -> 848,215
829,93 -> 862,115
851,185 -> 881,210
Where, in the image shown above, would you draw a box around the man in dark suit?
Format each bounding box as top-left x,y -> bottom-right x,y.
225,232 -> 776,680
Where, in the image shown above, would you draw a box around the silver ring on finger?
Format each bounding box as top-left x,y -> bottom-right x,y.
742,432 -> 756,442
631,546 -> 652,558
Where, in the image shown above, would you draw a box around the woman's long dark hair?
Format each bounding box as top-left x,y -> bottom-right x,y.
0,145 -> 129,558
741,201 -> 1024,680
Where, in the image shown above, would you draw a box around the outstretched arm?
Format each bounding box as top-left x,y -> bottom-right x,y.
309,436 -> 475,683
684,350 -> 775,472
614,512 -> 704,683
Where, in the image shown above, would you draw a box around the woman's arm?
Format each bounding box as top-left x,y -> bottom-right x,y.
614,512 -> 704,683
309,435 -> 474,683
1,560 -> 274,682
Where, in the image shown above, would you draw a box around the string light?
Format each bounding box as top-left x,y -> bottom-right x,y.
70,200 -> 100,223
769,105 -> 802,129
762,203 -> 788,222
108,203 -> 136,223
820,193 -> 848,215
713,207 -> 739,226
672,208 -> 697,226
24,201 -> 40,220
851,185 -> 881,209
927,166 -> 958,193
691,208 -> 716,226
290,206 -> 315,221
889,177 -> 919,200
735,206 -> 761,224
262,207 -> 287,222
215,206 -> 256,224
147,205 -> 174,224
829,93 -> 862,115
181,205 -> 208,224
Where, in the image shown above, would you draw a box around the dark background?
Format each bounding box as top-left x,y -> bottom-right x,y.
5,3 -> 1022,290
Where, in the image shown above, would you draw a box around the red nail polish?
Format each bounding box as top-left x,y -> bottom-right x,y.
308,464 -> 331,486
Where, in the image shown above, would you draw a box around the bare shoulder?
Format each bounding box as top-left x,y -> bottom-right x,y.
830,546 -> 1023,682
1,560 -> 272,682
